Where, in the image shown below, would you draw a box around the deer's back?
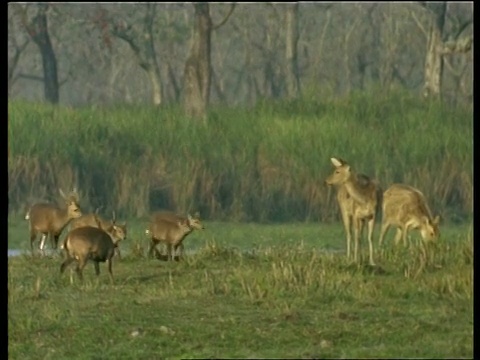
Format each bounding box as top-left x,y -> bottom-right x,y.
28,203 -> 63,230
151,211 -> 186,224
70,213 -> 111,230
65,226 -> 115,260
383,184 -> 433,222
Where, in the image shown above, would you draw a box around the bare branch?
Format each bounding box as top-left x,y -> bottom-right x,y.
410,9 -> 429,39
441,36 -> 473,54
18,73 -> 44,82
443,56 -> 463,77
8,38 -> 30,82
212,3 -> 236,31
453,19 -> 473,40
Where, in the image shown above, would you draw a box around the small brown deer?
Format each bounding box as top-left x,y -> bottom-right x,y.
26,188 -> 82,253
146,213 -> 204,261
378,184 -> 440,249
325,157 -> 380,265
69,209 -> 127,259
148,210 -> 201,258
60,215 -> 126,284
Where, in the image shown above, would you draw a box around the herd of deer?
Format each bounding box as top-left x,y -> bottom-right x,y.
21,157 -> 440,283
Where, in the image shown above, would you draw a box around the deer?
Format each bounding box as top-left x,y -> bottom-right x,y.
25,188 -> 82,254
325,157 -> 380,266
146,213 -> 205,261
378,183 -> 440,251
148,210 -> 201,258
60,214 -> 126,284
69,209 -> 127,259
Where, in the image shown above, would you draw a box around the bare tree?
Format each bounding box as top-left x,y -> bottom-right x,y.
94,4 -> 164,106
183,3 -> 236,119
11,3 -> 59,104
343,5 -> 362,94
285,3 -> 301,99
413,2 -> 473,99
8,9 -> 30,96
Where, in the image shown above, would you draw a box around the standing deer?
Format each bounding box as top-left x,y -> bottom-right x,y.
148,210 -> 201,258
146,213 -> 204,261
69,209 -> 127,259
25,188 -> 82,253
378,184 -> 440,249
60,214 -> 126,284
325,157 -> 380,265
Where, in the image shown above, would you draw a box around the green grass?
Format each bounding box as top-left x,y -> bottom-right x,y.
8,220 -> 473,359
8,89 -> 473,222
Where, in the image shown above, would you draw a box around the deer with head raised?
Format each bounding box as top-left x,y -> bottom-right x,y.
25,188 -> 82,253
146,212 -> 204,261
325,157 -> 380,266
69,209 -> 127,259
60,214 -> 126,284
378,183 -> 440,250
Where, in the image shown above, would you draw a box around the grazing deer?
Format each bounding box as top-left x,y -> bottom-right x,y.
69,209 -> 127,259
26,188 -> 82,253
378,184 -> 440,249
146,213 -> 204,261
60,214 -> 126,284
325,157 -> 380,265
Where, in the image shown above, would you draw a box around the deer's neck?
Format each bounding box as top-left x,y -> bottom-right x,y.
344,173 -> 374,205
55,208 -> 74,230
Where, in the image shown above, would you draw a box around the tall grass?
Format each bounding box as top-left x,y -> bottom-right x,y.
8,88 -> 472,222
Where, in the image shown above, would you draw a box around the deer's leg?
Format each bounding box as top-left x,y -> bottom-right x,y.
75,258 -> 87,281
173,243 -> 183,261
178,243 -> 185,259
166,244 -> 173,261
60,257 -> 75,274
378,220 -> 390,247
367,217 -> 376,266
94,262 -> 100,276
393,228 -> 403,246
30,229 -> 37,253
402,225 -> 410,248
52,234 -> 60,249
114,246 -> 122,260
147,240 -> 156,258
341,211 -> 352,259
353,217 -> 360,263
107,259 -> 114,284
39,233 -> 48,251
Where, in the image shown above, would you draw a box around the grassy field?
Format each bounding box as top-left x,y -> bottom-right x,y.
8,219 -> 473,359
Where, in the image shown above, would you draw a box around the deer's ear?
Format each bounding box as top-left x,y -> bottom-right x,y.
59,188 -> 67,200
93,214 -> 102,228
331,157 -> 343,167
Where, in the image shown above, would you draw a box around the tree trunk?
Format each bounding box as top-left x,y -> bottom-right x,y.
147,67 -> 162,106
422,2 -> 472,100
285,3 -> 300,99
143,4 -> 162,106
183,3 -> 212,119
28,4 -> 59,104
422,2 -> 447,99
